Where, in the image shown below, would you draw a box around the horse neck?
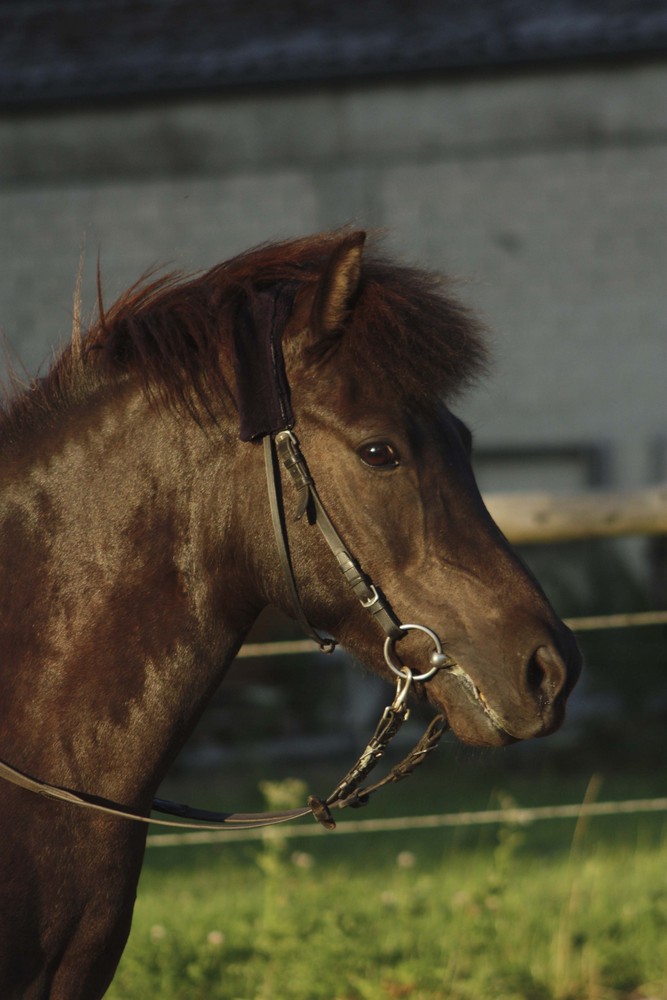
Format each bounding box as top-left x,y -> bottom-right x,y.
0,380 -> 262,804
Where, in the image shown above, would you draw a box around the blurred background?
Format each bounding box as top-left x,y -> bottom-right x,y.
1,0 -> 665,773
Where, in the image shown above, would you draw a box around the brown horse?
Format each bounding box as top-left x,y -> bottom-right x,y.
0,230 -> 580,998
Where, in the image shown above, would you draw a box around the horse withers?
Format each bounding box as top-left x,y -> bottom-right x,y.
0,231 -> 581,998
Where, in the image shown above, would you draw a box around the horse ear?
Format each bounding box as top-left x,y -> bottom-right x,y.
310,231 -> 366,338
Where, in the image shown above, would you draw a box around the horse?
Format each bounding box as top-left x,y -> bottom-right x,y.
0,230 -> 581,998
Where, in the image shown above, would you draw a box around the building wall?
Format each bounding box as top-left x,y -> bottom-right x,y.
1,58 -> 665,491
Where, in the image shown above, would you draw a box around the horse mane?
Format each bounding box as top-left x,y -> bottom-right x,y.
1,231 -> 488,437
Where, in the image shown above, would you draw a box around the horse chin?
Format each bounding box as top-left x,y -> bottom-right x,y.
423,670 -> 519,748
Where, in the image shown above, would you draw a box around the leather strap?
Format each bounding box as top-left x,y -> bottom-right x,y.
0,758 -> 312,830
269,429 -> 403,643
0,705 -> 447,833
263,434 -> 335,652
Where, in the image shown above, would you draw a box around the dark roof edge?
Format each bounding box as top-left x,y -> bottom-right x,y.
2,46 -> 666,113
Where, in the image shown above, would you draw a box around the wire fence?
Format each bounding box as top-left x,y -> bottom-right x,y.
236,609 -> 667,661
145,796 -> 667,848
147,605 -> 666,850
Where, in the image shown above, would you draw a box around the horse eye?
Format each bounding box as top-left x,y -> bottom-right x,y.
358,441 -> 400,470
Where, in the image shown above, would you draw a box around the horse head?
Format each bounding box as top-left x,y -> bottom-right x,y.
252,231 -> 581,746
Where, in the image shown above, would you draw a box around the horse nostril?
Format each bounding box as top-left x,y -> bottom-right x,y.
525,651 -> 546,695
525,645 -> 568,703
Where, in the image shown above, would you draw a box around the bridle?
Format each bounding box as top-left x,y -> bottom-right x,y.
0,291 -> 455,832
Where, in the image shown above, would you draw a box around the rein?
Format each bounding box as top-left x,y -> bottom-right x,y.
0,674 -> 446,832
0,426 -> 452,832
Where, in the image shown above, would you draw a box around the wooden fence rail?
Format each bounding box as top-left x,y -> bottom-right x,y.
232,482 -> 667,659
484,483 -> 667,544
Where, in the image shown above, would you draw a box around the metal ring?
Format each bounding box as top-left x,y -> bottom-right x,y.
383,623 -> 447,682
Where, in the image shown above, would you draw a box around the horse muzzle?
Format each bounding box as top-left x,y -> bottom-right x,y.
387,619 -> 582,748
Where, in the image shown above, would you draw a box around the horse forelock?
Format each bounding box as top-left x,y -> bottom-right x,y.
322,256 -> 489,409
0,231 -> 488,438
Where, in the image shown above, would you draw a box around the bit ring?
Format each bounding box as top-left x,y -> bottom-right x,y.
383,623 -> 451,682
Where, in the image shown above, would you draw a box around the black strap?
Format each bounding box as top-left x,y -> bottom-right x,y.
263,434 -> 336,652
269,429 -> 403,643
233,285 -> 297,442
0,757 -> 312,831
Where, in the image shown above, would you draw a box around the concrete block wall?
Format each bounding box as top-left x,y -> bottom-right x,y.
0,59 -> 665,490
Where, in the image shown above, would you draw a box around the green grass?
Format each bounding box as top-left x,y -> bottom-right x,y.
107,759 -> 667,1000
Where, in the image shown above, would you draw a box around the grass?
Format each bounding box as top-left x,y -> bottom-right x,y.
106,753 -> 667,1000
